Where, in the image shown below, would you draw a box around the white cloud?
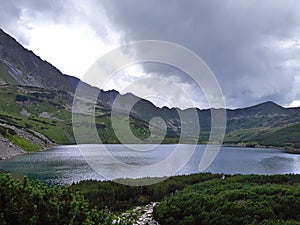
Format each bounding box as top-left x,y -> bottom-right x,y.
289,100 -> 300,108
18,5 -> 121,77
101,63 -> 209,109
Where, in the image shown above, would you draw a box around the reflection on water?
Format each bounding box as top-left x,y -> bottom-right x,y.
0,145 -> 299,185
261,156 -> 293,174
292,156 -> 300,174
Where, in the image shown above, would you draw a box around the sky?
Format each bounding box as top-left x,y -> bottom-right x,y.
1,0 -> 300,109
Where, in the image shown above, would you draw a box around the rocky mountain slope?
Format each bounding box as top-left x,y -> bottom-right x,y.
0,28 -> 299,157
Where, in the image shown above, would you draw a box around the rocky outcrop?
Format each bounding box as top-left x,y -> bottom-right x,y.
0,136 -> 25,160
112,202 -> 160,225
0,28 -> 75,92
0,122 -> 53,160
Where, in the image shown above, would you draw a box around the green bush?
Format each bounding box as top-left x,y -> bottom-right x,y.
154,174 -> 300,225
71,173 -> 220,211
0,125 -> 16,136
2,172 -> 300,225
0,173 -> 114,225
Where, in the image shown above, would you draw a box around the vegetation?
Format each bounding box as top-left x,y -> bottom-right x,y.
0,172 -> 114,225
154,174 -> 300,225
2,85 -> 300,150
6,134 -> 40,151
0,124 -> 40,151
1,28 -> 300,150
1,172 -> 300,224
0,86 -> 75,144
258,123 -> 300,148
1,23 -> 300,225
71,173 -> 220,211
0,172 -> 220,224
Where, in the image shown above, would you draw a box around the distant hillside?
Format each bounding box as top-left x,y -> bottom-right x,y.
0,28 -> 299,155
224,102 -> 300,149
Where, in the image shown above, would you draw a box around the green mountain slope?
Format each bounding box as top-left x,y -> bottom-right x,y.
0,28 -> 299,153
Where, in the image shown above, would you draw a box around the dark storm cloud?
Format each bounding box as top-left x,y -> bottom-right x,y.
1,0 -> 300,108
99,0 -> 300,108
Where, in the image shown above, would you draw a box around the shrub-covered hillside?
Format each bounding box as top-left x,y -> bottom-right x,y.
0,173 -> 114,225
1,172 -> 300,225
154,174 -> 300,225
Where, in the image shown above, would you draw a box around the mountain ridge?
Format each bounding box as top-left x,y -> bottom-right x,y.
0,28 -> 297,111
0,28 -> 299,157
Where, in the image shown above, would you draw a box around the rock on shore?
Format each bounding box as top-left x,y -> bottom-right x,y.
0,123 -> 53,160
0,136 -> 25,160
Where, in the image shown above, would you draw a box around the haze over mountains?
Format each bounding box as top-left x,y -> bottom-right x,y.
0,28 -> 299,158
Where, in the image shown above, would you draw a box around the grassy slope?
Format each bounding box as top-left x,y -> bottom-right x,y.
0,86 -> 74,144
224,124 -> 300,149
0,85 -> 177,146
0,85 -> 299,149
0,124 -> 40,151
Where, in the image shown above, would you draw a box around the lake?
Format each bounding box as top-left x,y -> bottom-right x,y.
0,144 -> 299,185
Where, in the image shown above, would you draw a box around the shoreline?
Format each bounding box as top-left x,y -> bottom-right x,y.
0,136 -> 26,160
0,122 -> 55,160
0,138 -> 55,160
1,142 -> 299,161
222,143 -> 300,154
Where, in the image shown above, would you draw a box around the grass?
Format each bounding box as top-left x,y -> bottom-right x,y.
224,128 -> 272,144
1,85 -> 299,148
7,134 -> 40,152
0,86 -> 76,144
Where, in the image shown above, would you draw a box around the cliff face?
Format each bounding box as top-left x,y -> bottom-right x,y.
0,29 -> 75,91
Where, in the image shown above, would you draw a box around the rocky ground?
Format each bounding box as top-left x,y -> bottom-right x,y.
0,136 -> 25,160
112,202 -> 160,225
0,122 -> 53,160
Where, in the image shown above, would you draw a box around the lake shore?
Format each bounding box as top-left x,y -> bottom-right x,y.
0,122 -> 54,160
1,144 -> 299,185
2,141 -> 300,160
0,136 -> 26,160
0,137 -> 54,160
223,143 -> 300,154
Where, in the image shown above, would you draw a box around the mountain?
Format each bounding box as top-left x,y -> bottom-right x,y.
0,28 -> 299,158
0,29 -> 76,91
224,101 -> 300,149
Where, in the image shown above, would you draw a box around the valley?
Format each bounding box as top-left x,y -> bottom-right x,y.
1,2 -> 300,224
1,28 -> 300,157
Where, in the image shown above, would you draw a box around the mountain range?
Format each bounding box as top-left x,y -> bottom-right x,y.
0,28 -> 299,158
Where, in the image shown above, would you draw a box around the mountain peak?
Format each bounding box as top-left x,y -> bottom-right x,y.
0,28 -> 75,92
238,101 -> 285,116
256,101 -> 285,109
254,101 -> 283,108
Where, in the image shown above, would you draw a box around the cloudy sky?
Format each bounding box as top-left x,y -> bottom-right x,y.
1,0 -> 300,109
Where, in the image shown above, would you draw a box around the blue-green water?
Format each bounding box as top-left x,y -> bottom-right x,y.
0,145 -> 299,185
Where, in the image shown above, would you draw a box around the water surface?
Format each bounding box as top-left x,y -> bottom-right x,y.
0,144 -> 299,185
